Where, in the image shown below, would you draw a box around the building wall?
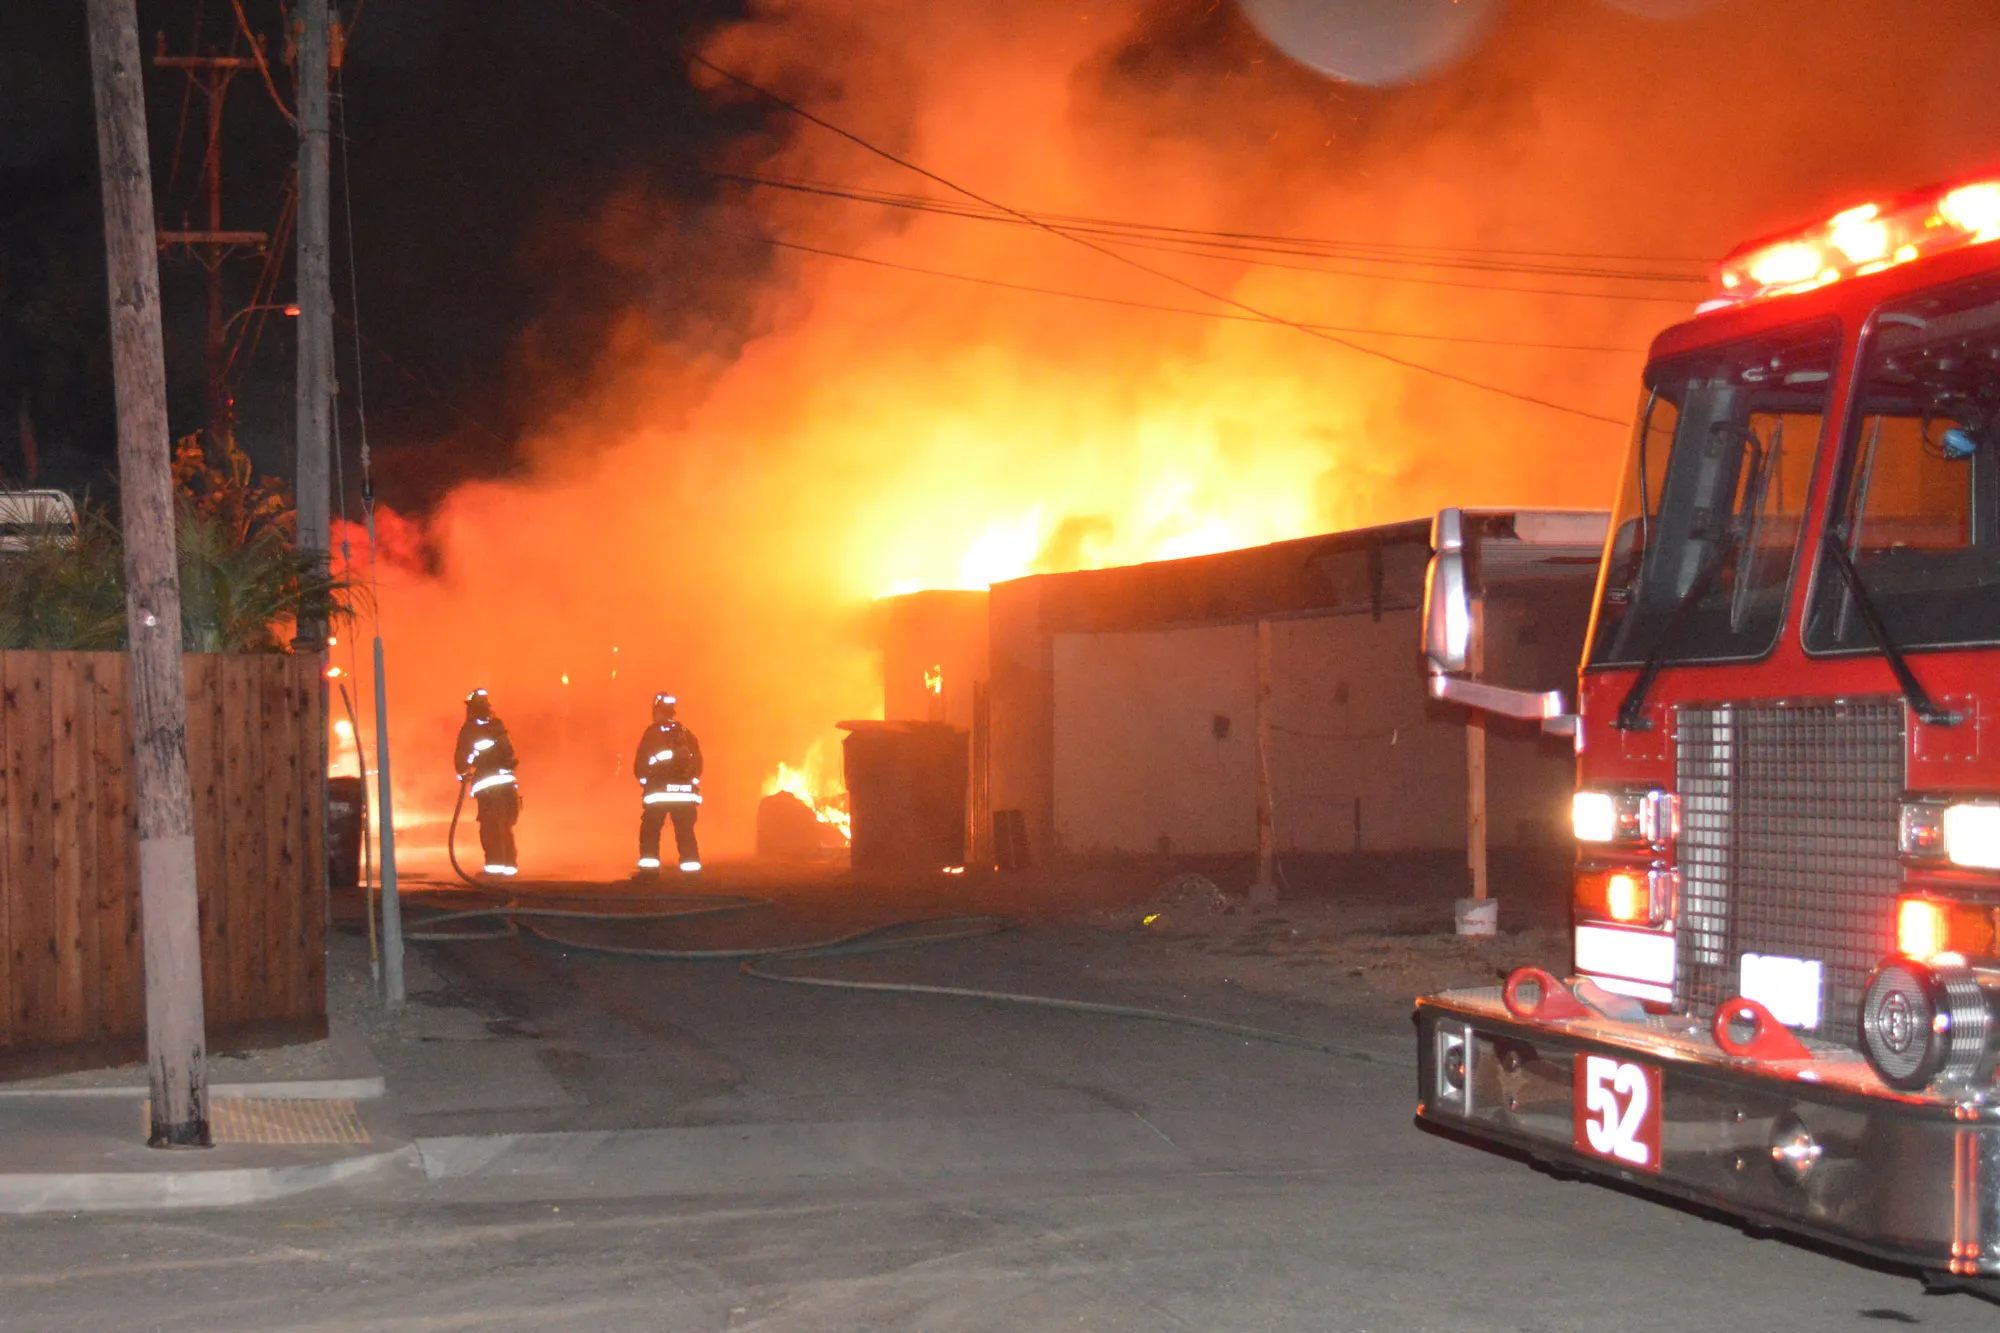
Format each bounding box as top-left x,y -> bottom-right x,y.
1049,610 -> 1477,857
985,518 -> 1596,868
1267,610 -> 1467,854
988,577 -> 1054,856
1052,625 -> 1257,855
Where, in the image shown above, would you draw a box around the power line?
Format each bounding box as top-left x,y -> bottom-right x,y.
748,230 -> 1646,353
575,0 -> 1632,429
709,171 -> 1702,302
164,0 -> 205,196
706,169 -> 1711,282
1075,232 -> 1702,303
226,0 -> 297,126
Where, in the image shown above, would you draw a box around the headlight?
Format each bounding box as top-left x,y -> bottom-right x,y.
1945,802 -> 2000,869
1901,797 -> 2000,869
1572,789 -> 1677,846
1572,791 -> 1619,842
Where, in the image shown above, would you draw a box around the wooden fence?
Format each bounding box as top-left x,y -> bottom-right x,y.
0,651 -> 325,1078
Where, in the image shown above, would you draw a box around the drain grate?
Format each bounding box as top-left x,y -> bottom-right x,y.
142,1098 -> 370,1145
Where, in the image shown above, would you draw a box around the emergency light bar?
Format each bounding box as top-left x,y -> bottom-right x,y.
1702,175 -> 2000,314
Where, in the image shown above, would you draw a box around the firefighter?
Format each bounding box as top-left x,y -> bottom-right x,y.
454,688 -> 520,877
633,692 -> 703,878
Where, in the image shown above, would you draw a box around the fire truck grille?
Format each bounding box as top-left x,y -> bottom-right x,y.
1673,699 -> 1904,1049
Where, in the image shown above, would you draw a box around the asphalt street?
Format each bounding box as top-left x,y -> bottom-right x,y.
0,905 -> 1991,1331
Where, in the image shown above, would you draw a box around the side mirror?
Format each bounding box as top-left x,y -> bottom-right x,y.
1424,508 -> 1472,674
1422,507 -> 1572,729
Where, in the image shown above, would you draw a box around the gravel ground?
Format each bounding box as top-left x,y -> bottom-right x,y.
1083,871 -> 1569,1009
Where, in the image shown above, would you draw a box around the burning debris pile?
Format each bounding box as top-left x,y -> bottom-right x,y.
756,750 -> 851,860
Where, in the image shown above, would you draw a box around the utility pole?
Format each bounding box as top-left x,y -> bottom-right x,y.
87,0 -> 211,1149
153,39 -> 268,456
1250,619 -> 1277,905
1466,600 -> 1488,902
293,0 -> 332,647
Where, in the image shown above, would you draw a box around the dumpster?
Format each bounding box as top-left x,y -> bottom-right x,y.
839,720 -> 967,873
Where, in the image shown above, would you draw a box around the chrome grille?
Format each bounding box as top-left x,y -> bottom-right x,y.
1673,699 -> 1904,1048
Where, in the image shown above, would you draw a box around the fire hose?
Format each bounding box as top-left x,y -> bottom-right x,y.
396,886 -> 1400,1064
445,776 -> 479,890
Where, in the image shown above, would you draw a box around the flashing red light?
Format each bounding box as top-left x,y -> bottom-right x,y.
1704,175 -> 2000,314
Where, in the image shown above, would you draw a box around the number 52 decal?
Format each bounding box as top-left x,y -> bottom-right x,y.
1573,1054 -> 1662,1172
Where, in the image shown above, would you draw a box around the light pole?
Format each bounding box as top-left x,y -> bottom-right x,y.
219,300 -> 300,343
210,302 -> 299,454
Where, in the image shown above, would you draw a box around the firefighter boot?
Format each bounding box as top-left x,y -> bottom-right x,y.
636,806 -> 666,881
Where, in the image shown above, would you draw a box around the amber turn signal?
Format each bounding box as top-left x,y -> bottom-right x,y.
1576,867 -> 1672,928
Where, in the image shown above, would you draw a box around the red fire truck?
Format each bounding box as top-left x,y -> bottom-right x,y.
1415,171 -> 2000,1290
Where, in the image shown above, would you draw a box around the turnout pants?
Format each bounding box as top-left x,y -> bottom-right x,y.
475,787 -> 519,873
639,804 -> 700,870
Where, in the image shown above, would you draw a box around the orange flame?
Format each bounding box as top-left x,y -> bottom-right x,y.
328,0 -> 1964,873
762,740 -> 852,844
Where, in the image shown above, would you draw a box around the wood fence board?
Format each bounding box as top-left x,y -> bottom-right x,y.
221,656 -> 261,1023
69,658 -> 103,1041
85,655 -> 135,1040
0,653 -> 12,1050
299,661 -> 326,1023
2,655 -> 30,1043
258,659 -> 294,1021
48,657 -> 86,1044
97,655 -> 142,1037
183,655 -> 227,1025
5,655 -> 57,1042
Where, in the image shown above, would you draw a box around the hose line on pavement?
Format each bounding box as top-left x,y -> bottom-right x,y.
739,960 -> 1403,1064
398,890 -> 1405,1066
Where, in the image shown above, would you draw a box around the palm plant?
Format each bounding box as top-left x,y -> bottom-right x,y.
0,435 -> 354,653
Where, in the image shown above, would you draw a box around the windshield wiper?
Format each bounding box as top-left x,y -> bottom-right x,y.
1821,527 -> 1960,727
1613,528 -> 1740,731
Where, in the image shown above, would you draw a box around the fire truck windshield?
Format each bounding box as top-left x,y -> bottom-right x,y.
1805,276 -> 2000,654
1589,322 -> 1836,671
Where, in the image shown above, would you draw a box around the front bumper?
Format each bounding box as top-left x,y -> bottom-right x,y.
1417,986 -> 2000,1278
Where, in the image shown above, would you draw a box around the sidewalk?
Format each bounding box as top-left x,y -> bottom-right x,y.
0,933 -> 420,1215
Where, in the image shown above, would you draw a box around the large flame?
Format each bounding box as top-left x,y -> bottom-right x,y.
333,0 -> 1989,875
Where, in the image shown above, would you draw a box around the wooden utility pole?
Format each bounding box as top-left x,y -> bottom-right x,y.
87,0 -> 211,1149
1466,600 -> 1489,902
1250,618 -> 1277,904
293,0 -> 333,647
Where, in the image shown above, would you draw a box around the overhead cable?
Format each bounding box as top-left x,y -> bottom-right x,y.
707,169 -> 1711,283
574,0 -> 1632,429
753,230 -> 1646,353
228,0 -> 298,126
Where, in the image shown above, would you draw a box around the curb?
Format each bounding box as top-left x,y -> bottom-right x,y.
0,1075 -> 386,1102
0,1143 -> 419,1215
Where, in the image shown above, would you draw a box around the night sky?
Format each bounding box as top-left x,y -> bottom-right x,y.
0,0 -> 756,509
